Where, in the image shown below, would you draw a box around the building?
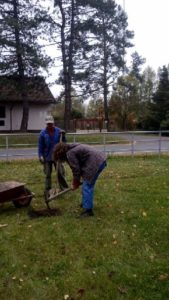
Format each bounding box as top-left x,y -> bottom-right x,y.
0,76 -> 55,132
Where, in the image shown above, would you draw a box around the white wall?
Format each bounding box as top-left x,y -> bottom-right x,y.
0,104 -> 52,131
28,104 -> 52,130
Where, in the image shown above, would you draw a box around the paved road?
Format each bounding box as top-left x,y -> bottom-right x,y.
0,148 -> 37,160
1,134 -> 169,160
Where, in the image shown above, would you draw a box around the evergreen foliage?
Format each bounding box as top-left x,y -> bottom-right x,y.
152,65 -> 169,129
53,0 -> 133,130
0,0 -> 169,132
0,0 -> 52,131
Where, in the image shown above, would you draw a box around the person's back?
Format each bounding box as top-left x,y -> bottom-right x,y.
66,143 -> 106,183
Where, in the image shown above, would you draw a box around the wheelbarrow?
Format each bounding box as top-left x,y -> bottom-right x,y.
0,181 -> 34,208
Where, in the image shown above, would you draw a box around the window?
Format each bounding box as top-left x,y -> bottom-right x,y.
0,106 -> 5,127
0,106 -> 5,118
0,120 -> 5,126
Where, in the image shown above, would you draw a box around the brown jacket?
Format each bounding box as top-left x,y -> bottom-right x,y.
66,143 -> 107,183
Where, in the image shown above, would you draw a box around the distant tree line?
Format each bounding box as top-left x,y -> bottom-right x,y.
0,0 -> 169,132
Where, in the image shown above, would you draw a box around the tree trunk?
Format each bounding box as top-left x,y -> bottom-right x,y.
13,0 -> 29,132
20,80 -> 29,132
103,16 -> 109,131
66,0 -> 75,131
58,0 -> 75,131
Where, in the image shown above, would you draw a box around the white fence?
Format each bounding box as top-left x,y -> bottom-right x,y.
0,131 -> 169,160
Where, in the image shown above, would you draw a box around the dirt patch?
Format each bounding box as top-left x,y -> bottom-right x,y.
28,208 -> 62,218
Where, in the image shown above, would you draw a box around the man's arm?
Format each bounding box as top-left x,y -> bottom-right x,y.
67,151 -> 81,189
38,132 -> 45,163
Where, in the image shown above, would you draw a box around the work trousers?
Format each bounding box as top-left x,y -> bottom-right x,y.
82,161 -> 107,209
44,161 -> 68,192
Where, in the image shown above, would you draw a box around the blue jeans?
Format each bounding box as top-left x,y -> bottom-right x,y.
82,161 -> 107,209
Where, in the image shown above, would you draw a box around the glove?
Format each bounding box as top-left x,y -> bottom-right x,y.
39,156 -> 45,164
72,178 -> 81,190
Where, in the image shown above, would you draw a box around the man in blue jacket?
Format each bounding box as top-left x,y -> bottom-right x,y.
38,115 -> 67,199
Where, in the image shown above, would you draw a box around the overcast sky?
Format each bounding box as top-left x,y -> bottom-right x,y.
116,0 -> 169,72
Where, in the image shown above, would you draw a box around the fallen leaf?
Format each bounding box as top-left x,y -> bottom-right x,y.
142,211 -> 147,217
149,255 -> 154,261
77,288 -> 85,295
118,286 -> 128,294
0,224 -> 8,228
159,274 -> 168,281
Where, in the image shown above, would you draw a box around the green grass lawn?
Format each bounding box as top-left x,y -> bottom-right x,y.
0,134 -> 39,148
0,156 -> 169,300
0,133 -> 125,149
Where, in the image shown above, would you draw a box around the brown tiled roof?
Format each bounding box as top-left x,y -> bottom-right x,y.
0,76 -> 56,104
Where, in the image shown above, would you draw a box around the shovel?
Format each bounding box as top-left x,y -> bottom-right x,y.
45,187 -> 72,209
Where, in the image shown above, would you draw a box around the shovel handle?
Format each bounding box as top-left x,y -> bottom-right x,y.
47,187 -> 72,202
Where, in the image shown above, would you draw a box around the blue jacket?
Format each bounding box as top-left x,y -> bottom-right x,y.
38,127 -> 65,161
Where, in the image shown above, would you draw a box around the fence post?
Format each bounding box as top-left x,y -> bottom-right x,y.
158,131 -> 162,156
131,132 -> 134,156
6,135 -> 9,161
103,133 -> 106,154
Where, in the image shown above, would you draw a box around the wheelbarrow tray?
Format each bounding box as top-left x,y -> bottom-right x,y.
0,181 -> 34,208
0,181 -> 26,203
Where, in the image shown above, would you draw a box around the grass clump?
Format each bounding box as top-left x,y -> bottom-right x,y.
0,155 -> 169,300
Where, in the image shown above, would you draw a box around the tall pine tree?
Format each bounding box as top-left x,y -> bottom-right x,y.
0,0 -> 51,131
53,0 -> 134,130
53,0 -> 95,130
75,0 -> 134,130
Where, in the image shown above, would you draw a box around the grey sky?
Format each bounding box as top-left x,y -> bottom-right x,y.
117,0 -> 169,71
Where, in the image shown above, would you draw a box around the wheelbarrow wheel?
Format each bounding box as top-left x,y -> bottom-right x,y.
13,187 -> 33,208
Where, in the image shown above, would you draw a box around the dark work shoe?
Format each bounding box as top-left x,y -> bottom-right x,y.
80,209 -> 94,218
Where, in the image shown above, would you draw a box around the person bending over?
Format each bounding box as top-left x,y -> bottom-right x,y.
53,143 -> 107,218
